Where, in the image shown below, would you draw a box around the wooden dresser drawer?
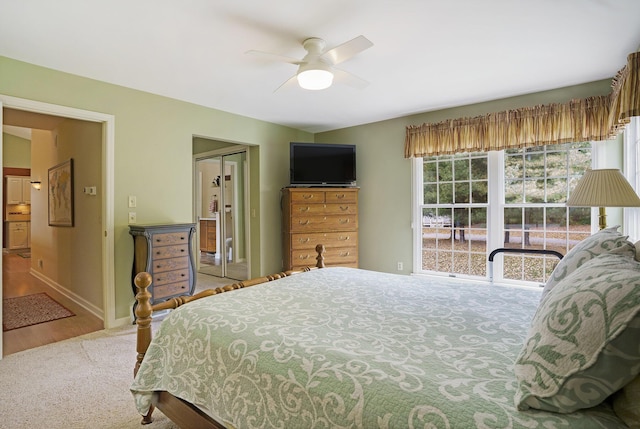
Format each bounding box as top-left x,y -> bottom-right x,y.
291,203 -> 358,216
152,232 -> 190,247
153,268 -> 190,286
291,214 -> 357,232
289,190 -> 326,203
290,231 -> 358,250
292,246 -> 358,267
153,244 -> 189,260
325,190 -> 357,203
154,281 -> 191,300
152,257 -> 189,273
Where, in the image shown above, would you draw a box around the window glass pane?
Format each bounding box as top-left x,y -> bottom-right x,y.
471,180 -> 488,203
455,182 -> 470,203
424,183 -> 437,204
524,179 -> 544,203
524,152 -> 544,178
470,207 -> 486,228
546,178 -> 567,203
439,183 -> 453,204
471,157 -> 488,180
454,159 -> 469,181
505,180 -> 523,203
438,161 -> 452,181
423,162 -> 437,182
505,155 -> 523,179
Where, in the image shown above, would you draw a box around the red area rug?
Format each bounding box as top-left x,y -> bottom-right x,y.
3,293 -> 75,331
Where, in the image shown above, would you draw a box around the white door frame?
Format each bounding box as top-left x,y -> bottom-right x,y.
0,94 -> 116,358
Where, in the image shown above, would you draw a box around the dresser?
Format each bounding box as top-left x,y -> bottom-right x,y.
199,218 -> 217,253
282,187 -> 359,271
129,223 -> 196,308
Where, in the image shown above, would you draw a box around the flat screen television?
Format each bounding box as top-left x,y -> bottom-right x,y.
289,142 -> 356,187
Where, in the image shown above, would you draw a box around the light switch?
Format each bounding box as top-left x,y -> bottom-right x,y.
128,212 -> 137,224
128,195 -> 137,208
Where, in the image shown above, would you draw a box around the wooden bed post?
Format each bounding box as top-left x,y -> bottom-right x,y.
316,244 -> 325,268
133,272 -> 155,424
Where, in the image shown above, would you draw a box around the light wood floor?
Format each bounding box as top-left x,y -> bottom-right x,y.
2,252 -> 104,357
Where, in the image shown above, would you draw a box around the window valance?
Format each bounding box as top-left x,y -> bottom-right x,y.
405,52 -> 640,158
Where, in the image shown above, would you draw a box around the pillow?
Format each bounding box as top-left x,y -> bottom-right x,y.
613,375 -> 640,428
540,226 -> 635,301
515,252 -> 640,413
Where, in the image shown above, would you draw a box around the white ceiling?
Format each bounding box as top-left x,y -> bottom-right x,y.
1,0 -> 639,134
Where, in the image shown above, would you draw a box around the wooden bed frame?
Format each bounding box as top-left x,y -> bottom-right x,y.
133,244 -> 326,428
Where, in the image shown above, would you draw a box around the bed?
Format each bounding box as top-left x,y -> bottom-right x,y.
131,238 -> 640,428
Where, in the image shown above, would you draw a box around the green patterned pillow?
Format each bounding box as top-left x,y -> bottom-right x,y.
540,226 -> 635,301
515,252 -> 640,413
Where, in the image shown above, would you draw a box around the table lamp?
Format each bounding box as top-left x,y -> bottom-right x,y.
566,168 -> 640,230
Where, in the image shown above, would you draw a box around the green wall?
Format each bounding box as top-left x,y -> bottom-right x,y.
2,132 -> 31,168
316,80 -> 614,274
0,55 -> 312,321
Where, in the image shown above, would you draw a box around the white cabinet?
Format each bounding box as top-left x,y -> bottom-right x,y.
7,221 -> 30,250
6,176 -> 31,204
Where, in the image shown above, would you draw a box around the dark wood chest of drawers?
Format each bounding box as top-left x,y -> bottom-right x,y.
282,187 -> 359,271
129,223 -> 196,308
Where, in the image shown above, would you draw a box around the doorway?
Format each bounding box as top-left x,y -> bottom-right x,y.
195,149 -> 249,281
1,95 -> 116,358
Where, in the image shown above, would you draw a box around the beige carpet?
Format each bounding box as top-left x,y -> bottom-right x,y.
3,293 -> 75,331
0,324 -> 179,429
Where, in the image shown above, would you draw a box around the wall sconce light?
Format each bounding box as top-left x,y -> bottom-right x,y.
31,180 -> 42,191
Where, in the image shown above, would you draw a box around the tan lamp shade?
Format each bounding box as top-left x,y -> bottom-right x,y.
566,168 -> 640,229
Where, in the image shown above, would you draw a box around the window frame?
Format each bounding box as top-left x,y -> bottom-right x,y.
412,143 -> 604,287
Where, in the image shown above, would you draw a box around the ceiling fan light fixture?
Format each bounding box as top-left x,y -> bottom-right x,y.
297,62 -> 333,90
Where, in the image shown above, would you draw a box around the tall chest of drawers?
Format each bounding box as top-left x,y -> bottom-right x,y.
282,187 -> 359,271
129,223 -> 196,308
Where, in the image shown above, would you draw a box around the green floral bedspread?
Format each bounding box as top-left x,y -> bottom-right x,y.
131,267 -> 625,428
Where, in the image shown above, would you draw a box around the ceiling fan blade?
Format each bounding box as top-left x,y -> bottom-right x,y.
322,35 -> 373,65
245,50 -> 302,65
274,74 -> 298,93
333,68 -> 369,89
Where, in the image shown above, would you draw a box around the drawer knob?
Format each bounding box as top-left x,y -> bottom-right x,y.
299,220 -> 310,225
336,194 -> 345,199
340,251 -> 350,257
298,255 -> 310,260
300,206 -> 310,212
298,238 -> 310,243
303,194 -> 314,199
339,219 -> 350,224
340,236 -> 350,241
340,206 -> 349,211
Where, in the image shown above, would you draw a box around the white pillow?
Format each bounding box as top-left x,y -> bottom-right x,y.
540,226 -> 635,301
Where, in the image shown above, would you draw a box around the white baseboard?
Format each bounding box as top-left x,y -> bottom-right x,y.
29,268 -> 104,320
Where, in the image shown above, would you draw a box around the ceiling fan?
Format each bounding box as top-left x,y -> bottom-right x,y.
246,35 -> 373,91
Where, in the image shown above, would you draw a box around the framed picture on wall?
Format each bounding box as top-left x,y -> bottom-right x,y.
48,158 -> 74,227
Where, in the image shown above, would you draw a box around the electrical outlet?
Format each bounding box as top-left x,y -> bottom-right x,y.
128,212 -> 137,224
128,195 -> 137,208
397,262 -> 403,271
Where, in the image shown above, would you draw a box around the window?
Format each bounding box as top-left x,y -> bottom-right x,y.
415,142 -> 593,285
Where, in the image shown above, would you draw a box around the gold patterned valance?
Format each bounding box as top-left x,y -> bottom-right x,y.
405,51 -> 640,158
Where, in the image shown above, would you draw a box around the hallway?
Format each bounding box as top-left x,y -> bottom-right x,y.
2,252 -> 103,356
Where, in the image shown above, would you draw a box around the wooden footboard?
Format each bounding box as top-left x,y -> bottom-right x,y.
133,244 -> 326,426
